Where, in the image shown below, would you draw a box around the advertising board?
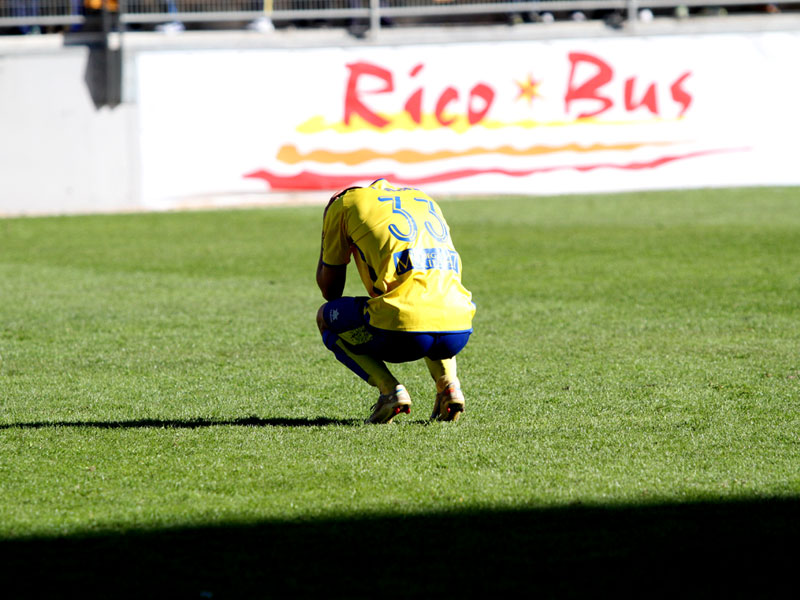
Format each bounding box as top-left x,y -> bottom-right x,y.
136,32 -> 800,207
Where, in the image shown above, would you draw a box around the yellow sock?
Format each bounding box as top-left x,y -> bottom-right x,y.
424,357 -> 459,392
335,340 -> 398,394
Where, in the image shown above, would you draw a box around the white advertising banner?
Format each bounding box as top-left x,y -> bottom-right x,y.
136,31 -> 800,207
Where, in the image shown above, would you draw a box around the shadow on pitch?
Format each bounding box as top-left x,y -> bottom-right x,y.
1,498 -> 797,598
0,416 -> 363,430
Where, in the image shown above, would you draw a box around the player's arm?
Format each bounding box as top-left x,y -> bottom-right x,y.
317,193 -> 350,301
316,253 -> 347,301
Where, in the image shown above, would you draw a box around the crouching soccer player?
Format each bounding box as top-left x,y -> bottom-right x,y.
316,178 -> 475,424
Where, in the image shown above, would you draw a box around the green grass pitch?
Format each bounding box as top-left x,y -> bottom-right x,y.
1,187 -> 798,597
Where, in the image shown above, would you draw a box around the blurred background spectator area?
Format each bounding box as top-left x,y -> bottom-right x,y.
0,0 -> 797,34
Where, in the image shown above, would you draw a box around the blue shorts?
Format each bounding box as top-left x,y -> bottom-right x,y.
321,297 -> 471,363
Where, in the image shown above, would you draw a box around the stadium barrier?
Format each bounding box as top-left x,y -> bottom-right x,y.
0,0 -> 796,32
131,24 -> 800,207
1,10 -> 799,216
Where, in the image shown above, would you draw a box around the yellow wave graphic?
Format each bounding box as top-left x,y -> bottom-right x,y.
277,141 -> 678,166
296,113 -> 677,134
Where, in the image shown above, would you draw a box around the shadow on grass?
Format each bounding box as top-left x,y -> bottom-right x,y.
1,498 -> 797,598
0,416 -> 362,430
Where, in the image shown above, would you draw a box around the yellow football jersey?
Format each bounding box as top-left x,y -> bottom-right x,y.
321,179 -> 475,332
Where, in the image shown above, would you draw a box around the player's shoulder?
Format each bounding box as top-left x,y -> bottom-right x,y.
328,185 -> 362,203
328,179 -> 428,212
369,178 -> 424,196
326,186 -> 355,208
324,186 -> 360,222
376,180 -> 435,206
326,183 -> 376,214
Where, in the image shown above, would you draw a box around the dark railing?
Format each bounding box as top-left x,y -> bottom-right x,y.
0,0 -> 795,34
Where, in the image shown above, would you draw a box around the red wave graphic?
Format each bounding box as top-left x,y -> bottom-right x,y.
244,148 -> 748,191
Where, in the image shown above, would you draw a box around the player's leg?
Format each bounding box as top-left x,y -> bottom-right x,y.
425,357 -> 465,421
424,332 -> 471,421
317,298 -> 410,423
424,355 -> 458,389
317,304 -> 398,393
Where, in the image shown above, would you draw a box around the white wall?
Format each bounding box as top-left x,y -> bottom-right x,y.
0,38 -> 138,216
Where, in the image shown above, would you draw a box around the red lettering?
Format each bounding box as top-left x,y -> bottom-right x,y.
624,78 -> 659,115
468,83 -> 494,125
343,60 -> 495,129
565,52 -> 614,119
670,71 -> 692,117
404,90 -> 423,123
435,87 -> 459,126
344,62 -> 393,128
403,63 -> 424,124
